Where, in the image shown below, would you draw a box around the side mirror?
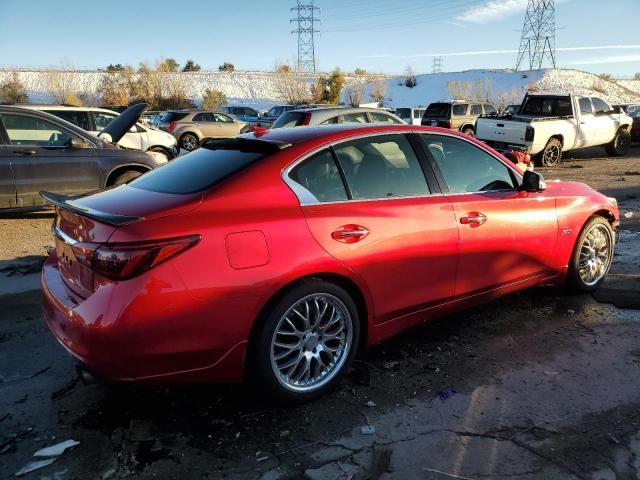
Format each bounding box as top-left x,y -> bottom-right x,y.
97,132 -> 113,144
520,170 -> 546,193
68,138 -> 91,149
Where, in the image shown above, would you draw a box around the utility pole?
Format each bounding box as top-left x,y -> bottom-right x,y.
515,0 -> 556,71
432,57 -> 443,73
291,0 -> 320,72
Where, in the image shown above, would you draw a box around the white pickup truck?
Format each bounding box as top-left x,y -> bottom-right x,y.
476,93 -> 633,167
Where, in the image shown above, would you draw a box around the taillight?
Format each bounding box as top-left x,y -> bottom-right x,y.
168,121 -> 177,132
525,126 -> 535,142
302,113 -> 312,126
446,120 -> 452,128
92,235 -> 200,281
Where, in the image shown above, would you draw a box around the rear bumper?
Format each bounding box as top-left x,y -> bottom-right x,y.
41,252 -> 259,383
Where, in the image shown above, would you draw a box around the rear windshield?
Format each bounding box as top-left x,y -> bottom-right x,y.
423,103 -> 451,118
160,111 -> 190,122
520,96 -> 572,117
130,146 -> 266,194
271,111 -> 308,128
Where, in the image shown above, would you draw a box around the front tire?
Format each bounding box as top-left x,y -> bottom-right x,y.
251,280 -> 360,402
148,146 -> 172,162
605,129 -> 631,157
536,138 -> 562,167
567,216 -> 614,292
111,170 -> 142,186
180,133 -> 199,151
461,126 -> 475,137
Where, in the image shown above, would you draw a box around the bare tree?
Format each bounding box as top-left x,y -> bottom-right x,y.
447,81 -> 472,100
344,81 -> 364,107
42,64 -> 83,104
370,78 -> 387,105
273,62 -> 311,104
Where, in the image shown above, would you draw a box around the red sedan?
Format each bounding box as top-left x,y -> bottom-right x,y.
41,124 -> 619,401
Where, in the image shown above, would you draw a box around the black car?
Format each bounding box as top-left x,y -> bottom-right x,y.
0,104 -> 161,211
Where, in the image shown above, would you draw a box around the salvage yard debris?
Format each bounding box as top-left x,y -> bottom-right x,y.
15,439 -> 79,477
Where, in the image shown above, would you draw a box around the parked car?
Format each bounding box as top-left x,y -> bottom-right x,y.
421,101 -> 497,137
257,105 -> 297,128
476,93 -> 633,166
270,107 -> 405,128
41,123 -> 619,401
20,105 -> 178,162
395,107 -> 426,125
158,110 -> 250,151
0,103 -> 161,211
223,106 -> 261,124
628,105 -> 640,142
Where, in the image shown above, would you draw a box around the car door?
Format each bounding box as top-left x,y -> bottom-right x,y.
0,133 -> 17,209
213,113 -> 240,136
286,133 -> 459,324
591,97 -> 617,144
0,111 -> 101,207
419,133 -> 558,296
576,97 -> 596,148
192,112 -> 217,137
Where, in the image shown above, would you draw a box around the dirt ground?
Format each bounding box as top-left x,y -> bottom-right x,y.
1,145 -> 639,480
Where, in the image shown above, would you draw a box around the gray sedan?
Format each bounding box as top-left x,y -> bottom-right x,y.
270,107 -> 405,129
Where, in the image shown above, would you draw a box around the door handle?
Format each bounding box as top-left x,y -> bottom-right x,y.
460,212 -> 487,227
13,149 -> 36,155
331,224 -> 370,243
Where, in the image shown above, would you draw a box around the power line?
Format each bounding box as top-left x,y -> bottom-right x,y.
291,0 -> 320,72
515,0 -> 557,70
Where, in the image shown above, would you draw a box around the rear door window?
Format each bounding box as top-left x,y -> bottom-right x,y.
45,110 -> 90,131
470,104 -> 482,116
289,149 -> 348,202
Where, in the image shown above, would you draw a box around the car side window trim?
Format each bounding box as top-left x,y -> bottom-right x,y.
283,131 -> 440,206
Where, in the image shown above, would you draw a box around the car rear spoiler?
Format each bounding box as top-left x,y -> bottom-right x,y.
39,191 -> 141,226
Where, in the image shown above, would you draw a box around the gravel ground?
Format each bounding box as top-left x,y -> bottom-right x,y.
0,145 -> 639,479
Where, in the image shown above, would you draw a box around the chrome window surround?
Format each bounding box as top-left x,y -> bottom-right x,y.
281,130 -> 524,206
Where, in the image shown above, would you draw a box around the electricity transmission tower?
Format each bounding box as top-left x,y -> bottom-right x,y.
515,0 -> 556,71
291,0 -> 320,72
432,57 -> 443,73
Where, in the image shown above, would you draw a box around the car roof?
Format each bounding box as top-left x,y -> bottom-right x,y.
246,123 -> 448,147
12,104 -> 120,114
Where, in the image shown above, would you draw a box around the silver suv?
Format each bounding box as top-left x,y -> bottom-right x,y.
159,110 -> 250,151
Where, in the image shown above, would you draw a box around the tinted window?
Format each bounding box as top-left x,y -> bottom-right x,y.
131,146 -> 265,194
214,113 -> 233,123
339,112 -> 368,124
591,97 -> 610,114
483,104 -> 497,114
521,96 -> 572,116
92,112 -> 118,130
425,103 -> 452,118
470,104 -> 482,116
334,134 -> 429,200
369,111 -> 401,124
320,116 -> 339,125
414,109 -> 425,118
452,104 -> 468,115
395,108 -> 411,121
0,113 -> 80,146
272,112 -> 307,128
160,111 -> 190,122
422,134 -> 515,193
578,98 -> 592,115
46,110 -> 90,130
289,149 -> 348,202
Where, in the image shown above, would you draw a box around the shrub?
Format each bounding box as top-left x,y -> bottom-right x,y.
404,65 -> 417,88
182,60 -> 201,72
219,62 -> 235,72
202,89 -> 227,110
0,73 -> 28,103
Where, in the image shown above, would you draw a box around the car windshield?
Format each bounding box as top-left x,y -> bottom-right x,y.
423,103 -> 451,118
271,111 -> 308,128
130,144 -> 268,194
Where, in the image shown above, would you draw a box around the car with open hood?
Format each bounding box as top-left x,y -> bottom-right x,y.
0,103 -> 162,211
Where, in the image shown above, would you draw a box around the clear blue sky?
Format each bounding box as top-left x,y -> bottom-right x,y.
0,0 -> 638,76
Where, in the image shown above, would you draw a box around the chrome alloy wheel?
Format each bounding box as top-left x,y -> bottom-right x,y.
270,294 -> 353,392
578,224 -> 613,286
543,144 -> 561,166
181,134 -> 198,151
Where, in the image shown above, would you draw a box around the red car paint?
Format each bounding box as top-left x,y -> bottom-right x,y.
41,124 -> 619,383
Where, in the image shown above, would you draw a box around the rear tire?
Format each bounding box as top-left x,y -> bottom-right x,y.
567,216 -> 614,293
461,126 -> 475,137
605,129 -> 631,157
250,279 -> 360,402
180,133 -> 199,151
536,138 -> 562,167
111,170 -> 142,186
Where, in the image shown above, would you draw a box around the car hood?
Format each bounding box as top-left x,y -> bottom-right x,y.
99,103 -> 149,144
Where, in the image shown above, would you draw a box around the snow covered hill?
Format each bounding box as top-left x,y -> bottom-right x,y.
341,69 -> 640,109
